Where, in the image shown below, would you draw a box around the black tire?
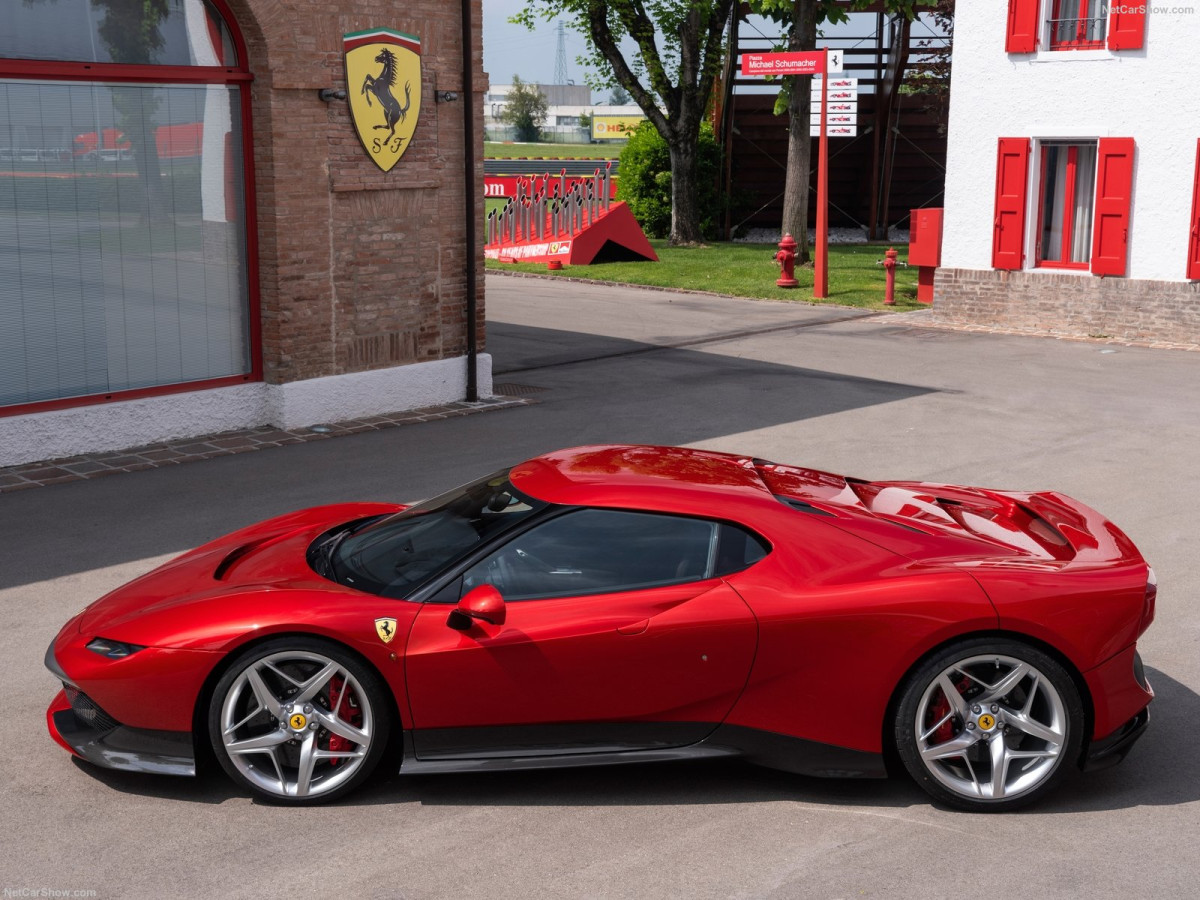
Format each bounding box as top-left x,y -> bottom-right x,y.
208,636 -> 391,804
894,637 -> 1084,812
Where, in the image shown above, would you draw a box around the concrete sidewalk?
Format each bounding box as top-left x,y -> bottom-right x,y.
3,273 -> 1199,899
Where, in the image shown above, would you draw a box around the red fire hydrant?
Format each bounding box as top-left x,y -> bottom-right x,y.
774,233 -> 799,289
883,247 -> 898,305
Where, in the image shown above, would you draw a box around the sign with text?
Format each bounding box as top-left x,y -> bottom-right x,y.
811,76 -> 858,95
810,124 -> 857,137
811,113 -> 857,125
741,49 -> 843,77
591,115 -> 645,140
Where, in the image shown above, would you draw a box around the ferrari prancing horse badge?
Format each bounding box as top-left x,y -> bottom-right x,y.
344,28 -> 422,172
375,617 -> 398,644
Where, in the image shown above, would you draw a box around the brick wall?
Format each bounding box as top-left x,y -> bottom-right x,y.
229,0 -> 486,386
932,268 -> 1200,345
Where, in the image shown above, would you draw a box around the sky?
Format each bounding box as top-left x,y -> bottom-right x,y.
482,0 -> 599,95
481,3 -> 947,101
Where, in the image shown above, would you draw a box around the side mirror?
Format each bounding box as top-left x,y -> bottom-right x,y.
446,584 -> 507,631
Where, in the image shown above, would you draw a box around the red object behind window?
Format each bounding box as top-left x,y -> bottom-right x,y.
1090,138 -> 1135,276
1108,5 -> 1147,50
1006,0 -> 1042,52
1188,141 -> 1200,280
993,138 -> 1031,270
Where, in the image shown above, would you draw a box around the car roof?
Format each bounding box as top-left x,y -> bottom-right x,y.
509,445 -> 776,513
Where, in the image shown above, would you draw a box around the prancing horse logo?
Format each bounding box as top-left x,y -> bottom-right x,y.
361,49 -> 411,141
375,617 -> 398,644
344,29 -> 422,173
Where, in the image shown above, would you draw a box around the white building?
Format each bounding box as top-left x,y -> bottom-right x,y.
483,82 -> 644,138
934,2 -> 1200,344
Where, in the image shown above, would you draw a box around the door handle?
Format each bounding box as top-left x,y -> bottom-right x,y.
616,618 -> 649,635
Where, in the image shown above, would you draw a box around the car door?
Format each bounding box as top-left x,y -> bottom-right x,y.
404,508 -> 760,759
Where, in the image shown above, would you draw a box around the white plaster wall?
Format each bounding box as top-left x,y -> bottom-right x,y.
269,354 -> 493,430
0,355 -> 493,468
942,5 -> 1200,282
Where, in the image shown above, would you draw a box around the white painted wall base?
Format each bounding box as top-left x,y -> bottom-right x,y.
0,354 -> 493,468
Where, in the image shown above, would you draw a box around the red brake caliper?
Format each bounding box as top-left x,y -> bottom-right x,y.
326,675 -> 362,766
931,676 -> 971,743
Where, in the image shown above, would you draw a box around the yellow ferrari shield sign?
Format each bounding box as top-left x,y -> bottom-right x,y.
344,29 -> 422,172
375,617 -> 398,644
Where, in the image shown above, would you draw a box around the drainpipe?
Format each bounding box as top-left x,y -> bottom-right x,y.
462,0 -> 479,401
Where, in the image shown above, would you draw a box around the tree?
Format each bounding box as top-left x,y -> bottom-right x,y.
500,75 -> 549,142
907,0 -> 953,135
608,84 -> 630,105
618,121 -> 722,238
513,0 -> 737,245
750,0 -> 932,261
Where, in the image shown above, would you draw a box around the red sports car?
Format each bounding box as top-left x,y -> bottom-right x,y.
45,445 -> 1155,810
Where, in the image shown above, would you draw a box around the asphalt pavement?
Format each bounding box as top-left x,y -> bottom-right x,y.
3,273 -> 1198,899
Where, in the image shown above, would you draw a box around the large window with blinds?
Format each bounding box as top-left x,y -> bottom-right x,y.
0,0 -> 256,411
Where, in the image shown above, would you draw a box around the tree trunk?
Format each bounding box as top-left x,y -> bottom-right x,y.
781,1 -> 818,263
668,135 -> 703,245
112,89 -> 173,225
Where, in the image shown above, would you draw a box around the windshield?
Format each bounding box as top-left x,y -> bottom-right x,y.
325,470 -> 548,595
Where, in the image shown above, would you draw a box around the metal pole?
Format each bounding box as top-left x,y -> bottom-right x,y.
461,0 -> 479,400
814,48 -> 830,299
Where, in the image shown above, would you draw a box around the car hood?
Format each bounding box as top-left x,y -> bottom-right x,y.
78,502 -> 401,639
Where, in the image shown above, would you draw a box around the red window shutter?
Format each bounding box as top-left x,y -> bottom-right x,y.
1090,138 -> 1136,277
1006,0 -> 1041,53
1108,6 -> 1147,50
1188,140 -> 1200,280
992,138 -> 1031,270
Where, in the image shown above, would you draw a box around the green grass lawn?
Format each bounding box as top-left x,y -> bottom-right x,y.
484,142 -> 621,159
485,240 -> 922,310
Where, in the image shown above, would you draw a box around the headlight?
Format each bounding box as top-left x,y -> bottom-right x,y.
86,637 -> 145,659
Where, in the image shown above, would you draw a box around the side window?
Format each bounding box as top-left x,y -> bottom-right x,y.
714,522 -> 769,577
1005,0 -> 1146,53
463,510 -> 765,601
1047,0 -> 1107,50
1036,141 -> 1097,269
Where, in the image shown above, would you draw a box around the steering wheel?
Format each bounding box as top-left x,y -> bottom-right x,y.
491,553 -> 518,594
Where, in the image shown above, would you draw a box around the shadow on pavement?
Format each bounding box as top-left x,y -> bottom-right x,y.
1,331 -> 937,589
1033,666 -> 1200,814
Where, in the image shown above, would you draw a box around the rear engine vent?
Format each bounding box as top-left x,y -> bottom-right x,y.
776,496 -> 836,517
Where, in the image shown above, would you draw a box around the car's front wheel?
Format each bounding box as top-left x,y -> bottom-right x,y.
894,638 -> 1084,811
208,637 -> 390,804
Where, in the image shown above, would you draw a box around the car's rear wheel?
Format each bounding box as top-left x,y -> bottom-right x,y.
208,637 -> 390,804
894,638 -> 1084,811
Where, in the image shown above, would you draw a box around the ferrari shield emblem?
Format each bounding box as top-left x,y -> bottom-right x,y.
375,617 -> 398,643
344,29 -> 422,172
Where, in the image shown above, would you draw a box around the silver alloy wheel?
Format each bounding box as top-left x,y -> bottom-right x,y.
218,649 -> 375,799
914,653 -> 1068,802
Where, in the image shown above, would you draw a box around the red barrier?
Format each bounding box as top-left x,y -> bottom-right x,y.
484,174 -> 618,200
485,165 -> 655,266
484,201 -> 656,266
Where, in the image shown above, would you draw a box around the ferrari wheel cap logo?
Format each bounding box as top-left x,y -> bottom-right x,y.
375,617 -> 398,644
978,714 -> 996,731
289,713 -> 307,730
344,29 -> 422,172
